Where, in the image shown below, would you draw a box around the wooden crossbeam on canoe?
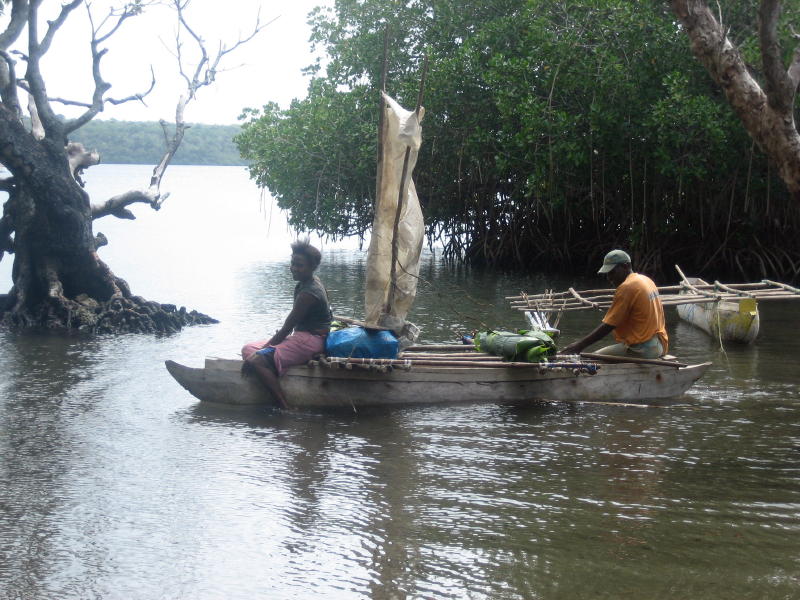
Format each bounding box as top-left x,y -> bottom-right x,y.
678,265 -> 755,300
403,344 -> 475,351
509,296 -> 614,308
568,287 -> 601,309
400,353 -> 498,361
578,352 -> 687,368
512,293 -> 799,312
508,275 -> 800,313
505,279 -> 788,302
714,280 -> 756,297
506,280 -> 788,303
764,279 -> 800,294
323,356 -> 582,369
675,264 -> 721,300
401,351 -> 490,356
680,284 -> 719,298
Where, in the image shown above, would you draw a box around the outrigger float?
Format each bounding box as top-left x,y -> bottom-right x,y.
509,266 -> 800,344
674,266 -> 761,343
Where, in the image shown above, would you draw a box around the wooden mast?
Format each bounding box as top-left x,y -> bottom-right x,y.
385,56 -> 429,318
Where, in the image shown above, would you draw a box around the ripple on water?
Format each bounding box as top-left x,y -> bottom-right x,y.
2,197 -> 800,598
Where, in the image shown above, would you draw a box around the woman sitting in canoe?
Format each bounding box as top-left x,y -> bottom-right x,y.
241,240 -> 332,408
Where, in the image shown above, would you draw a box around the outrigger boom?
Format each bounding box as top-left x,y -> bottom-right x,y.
508,276 -> 800,313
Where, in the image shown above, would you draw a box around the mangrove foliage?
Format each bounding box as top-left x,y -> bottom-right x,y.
236,0 -> 800,281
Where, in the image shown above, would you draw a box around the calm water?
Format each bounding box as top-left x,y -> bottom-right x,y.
1,165 -> 799,599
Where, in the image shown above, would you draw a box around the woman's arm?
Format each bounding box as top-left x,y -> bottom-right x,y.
266,291 -> 317,346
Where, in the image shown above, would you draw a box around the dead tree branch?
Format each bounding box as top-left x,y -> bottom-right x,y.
27,92 -> 44,139
0,0 -> 30,50
672,0 -> 800,200
0,50 -> 22,118
91,189 -> 167,220
63,2 -> 154,135
16,66 -> 156,111
66,141 -> 99,185
146,0 -> 270,196
0,1 -> 29,119
17,1 -> 156,139
24,0 -> 84,138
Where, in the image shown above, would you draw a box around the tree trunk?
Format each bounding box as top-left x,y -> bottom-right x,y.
0,107 -> 215,333
672,0 -> 800,200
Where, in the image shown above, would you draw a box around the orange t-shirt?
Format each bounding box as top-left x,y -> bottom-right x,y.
602,272 -> 668,353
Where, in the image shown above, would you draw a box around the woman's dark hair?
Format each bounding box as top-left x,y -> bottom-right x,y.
291,239 -> 322,270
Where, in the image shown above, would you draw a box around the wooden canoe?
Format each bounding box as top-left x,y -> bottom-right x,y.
164,355 -> 711,409
676,277 -> 759,343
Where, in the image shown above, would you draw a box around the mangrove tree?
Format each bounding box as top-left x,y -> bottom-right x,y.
237,0 -> 800,281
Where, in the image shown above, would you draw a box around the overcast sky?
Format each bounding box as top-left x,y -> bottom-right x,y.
6,0 -> 332,125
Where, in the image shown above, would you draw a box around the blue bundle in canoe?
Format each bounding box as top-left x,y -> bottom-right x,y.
326,326 -> 399,359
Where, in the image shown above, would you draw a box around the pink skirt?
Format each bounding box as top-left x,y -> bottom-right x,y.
241,331 -> 326,376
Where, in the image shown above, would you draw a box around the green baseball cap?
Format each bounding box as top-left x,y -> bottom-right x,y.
598,249 -> 631,274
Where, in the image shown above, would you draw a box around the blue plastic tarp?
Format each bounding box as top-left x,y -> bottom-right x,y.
325,327 -> 399,359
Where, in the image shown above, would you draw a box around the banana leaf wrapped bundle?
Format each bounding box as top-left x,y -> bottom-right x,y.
474,330 -> 557,362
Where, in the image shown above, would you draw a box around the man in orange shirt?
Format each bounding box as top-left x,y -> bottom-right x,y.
562,250 -> 668,358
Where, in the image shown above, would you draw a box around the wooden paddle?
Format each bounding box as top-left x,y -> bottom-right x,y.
575,352 -> 687,368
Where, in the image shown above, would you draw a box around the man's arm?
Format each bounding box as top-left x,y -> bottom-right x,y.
561,322 -> 615,355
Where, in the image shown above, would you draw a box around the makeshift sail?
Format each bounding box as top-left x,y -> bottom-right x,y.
364,93 -> 425,332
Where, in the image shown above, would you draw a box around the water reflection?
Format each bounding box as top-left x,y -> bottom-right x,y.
0,332 -> 114,596
1,166 -> 799,598
182,403 -> 424,597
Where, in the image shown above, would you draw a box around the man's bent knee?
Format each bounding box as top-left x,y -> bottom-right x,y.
594,343 -> 628,357
627,337 -> 663,359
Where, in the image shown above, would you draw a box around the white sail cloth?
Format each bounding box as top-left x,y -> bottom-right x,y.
364,93 -> 425,331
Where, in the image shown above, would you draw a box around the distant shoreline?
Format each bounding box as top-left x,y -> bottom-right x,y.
72,120 -> 244,166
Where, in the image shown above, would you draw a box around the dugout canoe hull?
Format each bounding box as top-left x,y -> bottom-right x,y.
676,278 -> 760,343
164,357 -> 711,408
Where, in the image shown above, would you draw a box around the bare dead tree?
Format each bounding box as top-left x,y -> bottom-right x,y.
0,0 -> 267,333
671,0 -> 800,201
